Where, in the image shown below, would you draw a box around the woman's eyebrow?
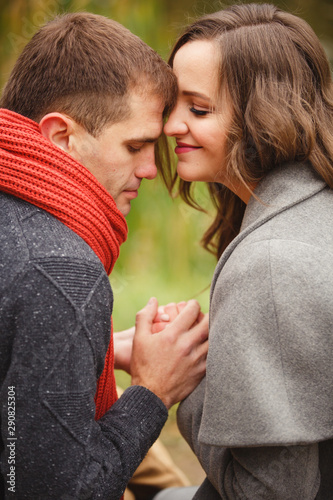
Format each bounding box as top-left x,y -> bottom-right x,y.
182,90 -> 211,101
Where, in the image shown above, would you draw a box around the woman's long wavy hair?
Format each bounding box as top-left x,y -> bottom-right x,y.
167,3 -> 333,259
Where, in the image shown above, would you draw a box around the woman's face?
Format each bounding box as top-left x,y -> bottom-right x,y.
164,40 -> 233,185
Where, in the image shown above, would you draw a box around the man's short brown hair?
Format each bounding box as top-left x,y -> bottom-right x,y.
0,12 -> 176,135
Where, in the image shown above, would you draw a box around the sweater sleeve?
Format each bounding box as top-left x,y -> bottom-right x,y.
0,259 -> 168,500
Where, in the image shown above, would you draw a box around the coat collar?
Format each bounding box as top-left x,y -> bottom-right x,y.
210,161 -> 327,298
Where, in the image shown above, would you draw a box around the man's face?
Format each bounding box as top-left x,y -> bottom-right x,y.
72,90 -> 164,216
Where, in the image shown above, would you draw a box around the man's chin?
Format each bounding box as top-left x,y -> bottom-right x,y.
118,202 -> 131,218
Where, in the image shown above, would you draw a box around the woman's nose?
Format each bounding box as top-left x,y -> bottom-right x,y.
164,106 -> 189,137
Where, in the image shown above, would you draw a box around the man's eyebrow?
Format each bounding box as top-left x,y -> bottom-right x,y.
182,90 -> 211,101
126,137 -> 160,144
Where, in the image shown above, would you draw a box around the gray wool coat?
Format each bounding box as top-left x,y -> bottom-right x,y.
177,162 -> 333,500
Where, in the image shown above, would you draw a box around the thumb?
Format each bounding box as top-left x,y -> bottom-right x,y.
135,297 -> 158,336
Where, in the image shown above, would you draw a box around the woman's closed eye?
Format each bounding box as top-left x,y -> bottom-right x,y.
190,106 -> 210,116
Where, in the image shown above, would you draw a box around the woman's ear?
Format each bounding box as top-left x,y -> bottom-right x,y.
39,113 -> 74,152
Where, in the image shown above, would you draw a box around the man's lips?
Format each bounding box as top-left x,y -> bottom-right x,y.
123,186 -> 140,199
175,142 -> 202,154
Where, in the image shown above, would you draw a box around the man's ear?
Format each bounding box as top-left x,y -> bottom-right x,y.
39,113 -> 74,153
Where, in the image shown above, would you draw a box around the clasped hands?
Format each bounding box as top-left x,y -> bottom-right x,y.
114,298 -> 209,409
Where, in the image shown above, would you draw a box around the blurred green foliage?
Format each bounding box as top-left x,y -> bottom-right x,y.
0,0 -> 332,333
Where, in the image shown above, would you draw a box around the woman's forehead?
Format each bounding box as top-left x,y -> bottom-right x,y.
173,40 -> 219,94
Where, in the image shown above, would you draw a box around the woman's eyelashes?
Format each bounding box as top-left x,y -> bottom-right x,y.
190,106 -> 210,116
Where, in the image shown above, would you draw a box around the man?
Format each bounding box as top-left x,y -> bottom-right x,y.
0,13 -> 208,499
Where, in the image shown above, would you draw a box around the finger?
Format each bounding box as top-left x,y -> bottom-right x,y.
163,302 -> 178,321
151,321 -> 168,334
186,313 -> 209,344
167,299 -> 201,333
135,297 -> 158,337
156,305 -> 201,330
196,313 -> 209,341
154,304 -> 173,323
197,312 -> 208,325
153,310 -> 170,323
154,302 -> 180,323
195,338 -> 209,360
176,301 -> 187,314
198,311 -> 206,322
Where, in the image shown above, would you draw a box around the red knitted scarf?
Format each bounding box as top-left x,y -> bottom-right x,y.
0,108 -> 128,420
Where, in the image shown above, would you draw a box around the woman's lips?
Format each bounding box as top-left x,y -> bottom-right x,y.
175,142 -> 202,154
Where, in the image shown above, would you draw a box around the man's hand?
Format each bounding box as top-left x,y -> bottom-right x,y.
114,301 -> 202,371
130,297 -> 209,409
114,327 -> 135,374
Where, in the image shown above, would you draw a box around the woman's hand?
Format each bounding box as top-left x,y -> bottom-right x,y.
113,327 -> 135,374
153,301 -> 205,332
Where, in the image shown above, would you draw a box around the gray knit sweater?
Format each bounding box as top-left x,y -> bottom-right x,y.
0,192 -> 168,499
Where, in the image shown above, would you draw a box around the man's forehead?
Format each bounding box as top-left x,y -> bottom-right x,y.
127,83 -> 165,108
120,89 -> 165,139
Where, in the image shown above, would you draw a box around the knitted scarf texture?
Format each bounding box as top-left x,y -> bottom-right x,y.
0,108 -> 128,420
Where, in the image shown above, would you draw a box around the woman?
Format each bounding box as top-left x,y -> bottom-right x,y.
162,3 -> 333,499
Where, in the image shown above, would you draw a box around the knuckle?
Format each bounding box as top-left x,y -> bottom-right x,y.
199,325 -> 209,340
178,337 -> 194,357
135,309 -> 146,321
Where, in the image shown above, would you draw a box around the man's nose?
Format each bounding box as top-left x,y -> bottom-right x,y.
136,150 -> 157,180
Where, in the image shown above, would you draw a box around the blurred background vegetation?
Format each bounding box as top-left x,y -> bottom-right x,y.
1,0 -> 332,485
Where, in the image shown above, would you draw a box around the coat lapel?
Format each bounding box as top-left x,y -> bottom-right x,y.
210,161 -> 327,300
